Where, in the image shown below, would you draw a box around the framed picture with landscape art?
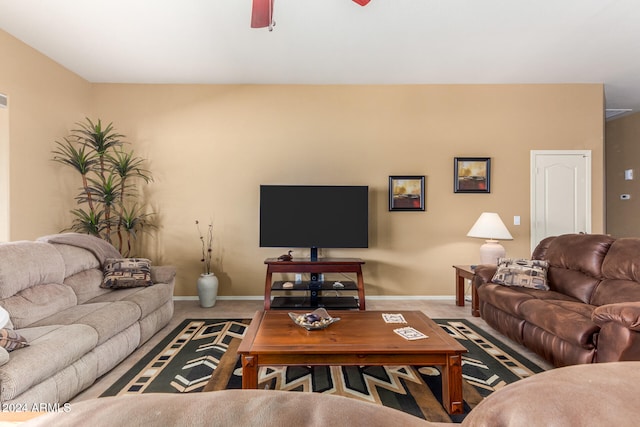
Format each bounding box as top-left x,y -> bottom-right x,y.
389,176 -> 425,211
454,157 -> 491,193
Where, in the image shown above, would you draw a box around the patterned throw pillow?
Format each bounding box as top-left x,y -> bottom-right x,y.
492,258 -> 550,290
0,328 -> 29,352
101,258 -> 153,289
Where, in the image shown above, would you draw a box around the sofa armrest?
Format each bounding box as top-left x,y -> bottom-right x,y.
151,265 -> 176,284
472,264 -> 497,288
592,302 -> 640,331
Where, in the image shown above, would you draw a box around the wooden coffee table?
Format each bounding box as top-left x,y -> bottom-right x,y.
237,310 -> 467,414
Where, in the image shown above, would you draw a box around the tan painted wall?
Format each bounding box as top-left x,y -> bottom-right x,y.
1,29 -> 605,297
89,84 -> 605,297
605,112 -> 640,237
0,30 -> 91,239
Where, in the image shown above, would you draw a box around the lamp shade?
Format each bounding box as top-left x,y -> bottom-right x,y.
467,212 -> 513,264
466,212 -> 513,240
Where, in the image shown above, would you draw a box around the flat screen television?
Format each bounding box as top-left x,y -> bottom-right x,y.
260,185 -> 369,261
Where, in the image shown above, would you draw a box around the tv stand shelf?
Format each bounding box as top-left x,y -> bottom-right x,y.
271,280 -> 358,291
270,296 -> 360,310
264,258 -> 365,310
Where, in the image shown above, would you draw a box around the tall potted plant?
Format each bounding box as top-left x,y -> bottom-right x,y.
52,118 -> 154,256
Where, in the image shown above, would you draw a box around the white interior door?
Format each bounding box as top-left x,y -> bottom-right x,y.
530,150 -> 591,252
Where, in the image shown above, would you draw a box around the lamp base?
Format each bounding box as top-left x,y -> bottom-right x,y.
479,240 -> 506,264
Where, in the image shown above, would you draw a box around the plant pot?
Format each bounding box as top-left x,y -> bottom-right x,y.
197,273 -> 218,308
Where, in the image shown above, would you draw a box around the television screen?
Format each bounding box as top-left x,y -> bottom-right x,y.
260,185 -> 369,253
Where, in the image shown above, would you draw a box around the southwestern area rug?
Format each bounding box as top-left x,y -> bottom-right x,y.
101,318 -> 545,423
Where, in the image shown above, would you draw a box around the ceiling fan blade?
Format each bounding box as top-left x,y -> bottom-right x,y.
352,0 -> 371,5
251,0 -> 273,28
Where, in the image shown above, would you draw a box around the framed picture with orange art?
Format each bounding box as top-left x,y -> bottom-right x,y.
389,176 -> 425,211
454,157 -> 491,193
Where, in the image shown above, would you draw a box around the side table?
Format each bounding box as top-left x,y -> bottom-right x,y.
452,265 -> 479,317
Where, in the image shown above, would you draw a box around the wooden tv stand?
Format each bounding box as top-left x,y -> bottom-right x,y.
264,257 -> 365,310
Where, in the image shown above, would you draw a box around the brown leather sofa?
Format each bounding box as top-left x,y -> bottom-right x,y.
473,233 -> 640,367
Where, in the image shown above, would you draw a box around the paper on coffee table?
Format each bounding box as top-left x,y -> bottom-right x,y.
382,313 -> 407,323
393,326 -> 429,340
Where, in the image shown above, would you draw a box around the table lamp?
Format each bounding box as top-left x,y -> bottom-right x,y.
467,212 -> 513,264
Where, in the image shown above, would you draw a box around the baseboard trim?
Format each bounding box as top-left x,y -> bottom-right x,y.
173,295 -> 456,301
367,295 -> 454,301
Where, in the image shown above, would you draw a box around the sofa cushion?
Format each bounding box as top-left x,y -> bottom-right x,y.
87,282 -> 173,319
590,238 -> 640,306
590,279 -> 640,307
138,300 -> 174,345
477,283 -> 536,317
0,241 -> 65,299
37,233 -> 122,266
50,243 -> 101,278
30,302 -> 142,345
543,234 -> 613,303
478,283 -> 577,318
492,258 -> 549,290
462,362 -> 640,427
519,299 -> 599,348
0,328 -> 28,352
601,238 -> 640,282
0,324 -> 98,400
101,258 -> 153,289
12,352 -> 99,408
531,235 -> 555,260
544,234 -> 614,278
23,389 -> 432,427
1,284 -> 78,328
91,323 -> 141,377
546,267 -> 601,304
64,268 -> 112,304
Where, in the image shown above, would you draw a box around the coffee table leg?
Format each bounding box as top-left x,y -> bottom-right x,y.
241,355 -> 258,389
442,354 -> 464,414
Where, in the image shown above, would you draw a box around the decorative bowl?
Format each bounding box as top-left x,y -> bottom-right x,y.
288,308 -> 340,330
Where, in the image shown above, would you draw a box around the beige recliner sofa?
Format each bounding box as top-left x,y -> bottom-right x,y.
0,233 -> 175,406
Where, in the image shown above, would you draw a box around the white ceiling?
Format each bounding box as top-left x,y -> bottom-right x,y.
2,0 -> 640,116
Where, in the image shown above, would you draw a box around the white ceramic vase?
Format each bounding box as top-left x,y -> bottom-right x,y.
197,273 -> 218,308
